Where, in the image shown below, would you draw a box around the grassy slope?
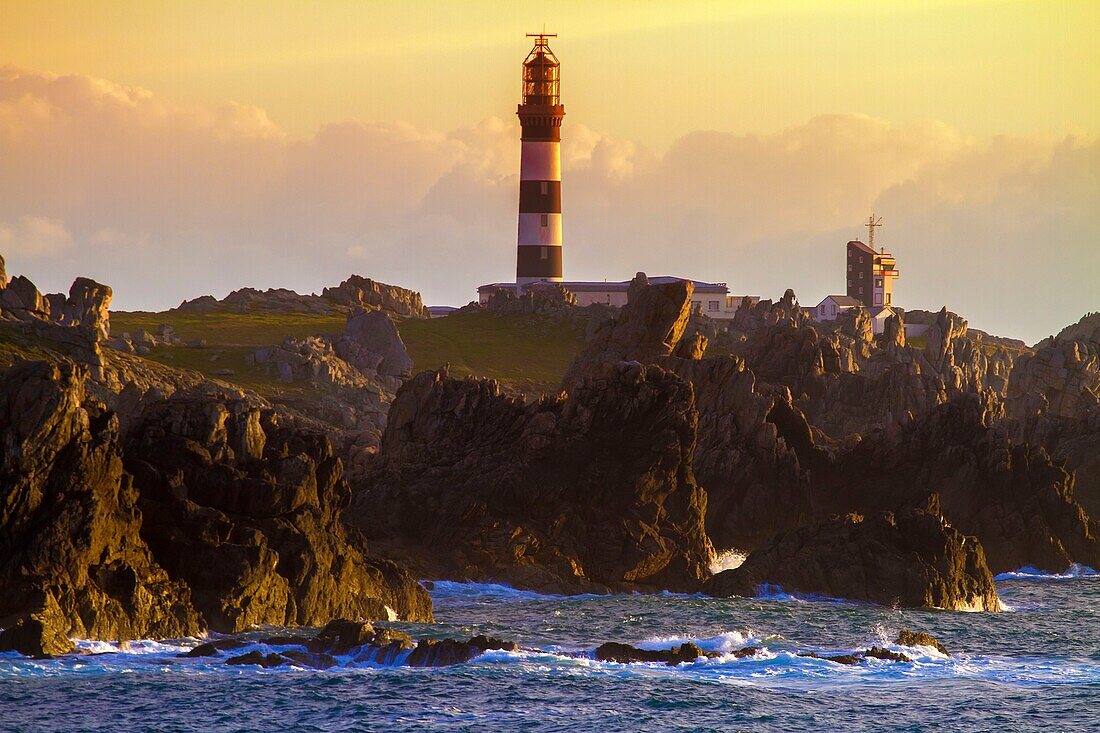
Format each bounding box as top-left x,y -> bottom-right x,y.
108,309 -> 586,396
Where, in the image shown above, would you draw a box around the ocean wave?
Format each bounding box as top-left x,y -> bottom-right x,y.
993,564 -> 1098,581
708,548 -> 747,574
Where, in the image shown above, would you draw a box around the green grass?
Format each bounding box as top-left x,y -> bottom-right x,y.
0,322 -> 69,368
107,309 -> 586,396
110,311 -> 348,346
398,311 -> 585,394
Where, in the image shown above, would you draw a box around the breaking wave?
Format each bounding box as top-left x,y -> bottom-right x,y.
993,564 -> 1099,581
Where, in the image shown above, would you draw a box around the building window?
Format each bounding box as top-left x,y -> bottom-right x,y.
540,246 -> 547,260
886,293 -> 891,305
540,214 -> 548,227
540,181 -> 548,195
847,279 -> 852,288
875,278 -> 882,287
831,304 -> 836,315
708,300 -> 719,311
848,263 -> 852,272
875,293 -> 882,305
860,256 -> 864,263
859,272 -> 864,279
859,287 -> 864,294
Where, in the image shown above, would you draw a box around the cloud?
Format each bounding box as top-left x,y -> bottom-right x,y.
0,216 -> 74,258
0,64 -> 1095,343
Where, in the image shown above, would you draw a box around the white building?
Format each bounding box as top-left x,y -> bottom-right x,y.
477,276 -> 758,322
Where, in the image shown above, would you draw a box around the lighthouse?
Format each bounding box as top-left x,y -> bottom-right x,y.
516,33 -> 565,287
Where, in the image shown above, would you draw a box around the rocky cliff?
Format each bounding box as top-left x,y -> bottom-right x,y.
0,361 -> 201,656
0,358 -> 431,656
351,362 -> 713,593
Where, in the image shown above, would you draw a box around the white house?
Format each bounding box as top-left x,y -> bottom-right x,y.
814,294 -> 862,321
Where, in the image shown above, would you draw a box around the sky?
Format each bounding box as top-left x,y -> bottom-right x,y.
0,0 -> 1097,343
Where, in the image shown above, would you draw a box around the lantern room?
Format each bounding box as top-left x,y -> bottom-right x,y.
522,34 -> 560,106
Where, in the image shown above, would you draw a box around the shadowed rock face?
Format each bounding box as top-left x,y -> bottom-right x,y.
0,360 -> 433,655
562,278 -> 1099,576
704,503 -> 1001,611
352,362 -> 713,593
0,361 -> 201,656
125,389 -> 433,632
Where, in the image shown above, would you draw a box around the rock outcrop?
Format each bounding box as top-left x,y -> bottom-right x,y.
352,362 -> 713,593
703,503 -> 1001,611
57,277 -> 113,341
174,275 -> 427,319
125,387 -> 433,631
0,361 -> 201,656
561,273 -> 692,390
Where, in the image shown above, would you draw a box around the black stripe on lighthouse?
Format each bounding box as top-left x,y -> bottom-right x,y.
518,181 -> 562,213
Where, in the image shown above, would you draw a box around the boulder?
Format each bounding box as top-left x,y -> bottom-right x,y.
311,619 -> 375,655
0,593 -> 75,657
321,275 -> 427,319
337,310 -> 413,378
703,504 -> 1001,611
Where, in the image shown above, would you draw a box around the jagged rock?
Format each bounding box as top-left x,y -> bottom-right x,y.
704,504 -> 1001,611
797,652 -> 861,665
126,389 -> 434,632
352,362 -> 713,593
895,629 -> 950,656
561,273 -> 693,390
820,396 -> 1100,574
467,634 -> 519,653
405,638 -> 480,667
481,284 -> 577,318
0,275 -> 48,320
594,641 -> 707,666
0,253 -> 6,288
322,275 -> 427,319
0,361 -> 202,653
59,277 -> 112,341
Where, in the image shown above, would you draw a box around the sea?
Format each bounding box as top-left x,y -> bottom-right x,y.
1,566 -> 1098,732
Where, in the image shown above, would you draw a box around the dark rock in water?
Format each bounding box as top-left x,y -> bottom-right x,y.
125,388 -> 433,632
798,652 -> 861,665
864,646 -> 911,663
281,650 -> 339,669
352,361 -> 712,593
405,638 -> 481,667
703,504 -> 1001,611
594,641 -> 707,666
895,629 -> 950,656
0,361 -> 202,656
179,638 -> 249,657
732,646 -> 761,658
352,627 -> 416,665
467,635 -> 519,653
311,619 -> 375,655
225,651 -> 284,668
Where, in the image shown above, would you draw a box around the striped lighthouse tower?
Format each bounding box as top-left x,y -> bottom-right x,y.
516,33 -> 565,287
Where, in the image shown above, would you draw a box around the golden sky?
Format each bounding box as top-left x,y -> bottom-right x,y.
0,1 -> 1097,343
3,0 -> 1096,147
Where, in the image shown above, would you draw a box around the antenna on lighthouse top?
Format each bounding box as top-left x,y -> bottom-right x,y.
866,214 -> 883,248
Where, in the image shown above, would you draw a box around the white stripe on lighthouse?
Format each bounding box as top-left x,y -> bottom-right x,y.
517,213 -> 563,245
519,142 -> 561,181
